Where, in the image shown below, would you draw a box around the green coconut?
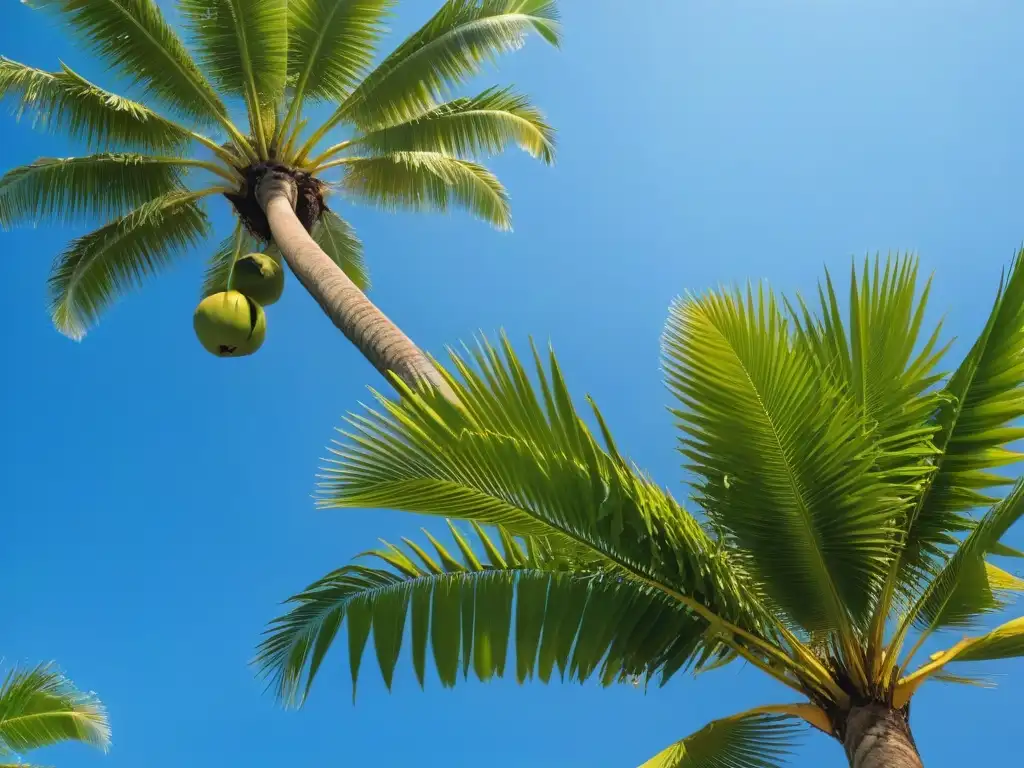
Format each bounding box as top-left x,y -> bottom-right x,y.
193,291 -> 266,357
231,251 -> 284,306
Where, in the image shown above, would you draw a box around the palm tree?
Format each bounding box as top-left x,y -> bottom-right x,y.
258,253 -> 1024,767
0,663 -> 110,766
0,0 -> 558,392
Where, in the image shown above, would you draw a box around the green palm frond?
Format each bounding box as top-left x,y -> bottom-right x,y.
26,0 -> 228,126
899,479 -> 1024,642
0,664 -> 109,756
286,0 -> 391,104
180,0 -> 288,156
640,712 -> 803,768
338,0 -> 560,129
0,57 -> 192,152
319,334 -> 773,637
201,223 -> 256,297
312,209 -> 370,290
258,522 -> 713,706
0,154 -> 197,228
663,284 -> 899,635
788,255 -> 946,496
950,616 -> 1024,662
896,250 -> 1024,586
49,190 -> 212,339
351,86 -> 554,163
338,151 -> 510,229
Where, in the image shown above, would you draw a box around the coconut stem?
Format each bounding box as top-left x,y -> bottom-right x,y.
225,224 -> 245,291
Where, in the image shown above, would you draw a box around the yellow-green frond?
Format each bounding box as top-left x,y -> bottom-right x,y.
26,0 -> 227,126
663,284 -> 899,633
892,249 -> 1024,594
256,523 -> 714,706
319,334 -> 774,637
0,154 -> 190,229
352,86 -> 554,163
287,0 -> 391,104
0,664 -> 109,756
337,0 -> 561,129
48,190 -> 211,339
640,712 -> 804,768
180,0 -> 288,155
310,208 -> 370,290
338,151 -> 511,229
0,57 -> 193,152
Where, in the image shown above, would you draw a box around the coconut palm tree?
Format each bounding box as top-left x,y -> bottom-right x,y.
0,662 -> 110,765
258,253 -> 1024,767
0,0 -> 558,392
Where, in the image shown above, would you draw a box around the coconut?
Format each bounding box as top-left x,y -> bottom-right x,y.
193,291 -> 266,357
232,251 -> 284,306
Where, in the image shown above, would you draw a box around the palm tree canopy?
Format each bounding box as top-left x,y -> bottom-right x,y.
261,252 -> 1024,766
0,663 -> 110,764
0,0 -> 559,339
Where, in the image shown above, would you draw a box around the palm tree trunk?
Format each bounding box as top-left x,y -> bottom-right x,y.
256,171 -> 455,401
843,703 -> 923,768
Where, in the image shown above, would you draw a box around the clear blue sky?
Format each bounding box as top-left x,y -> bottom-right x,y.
2,1 -> 1023,766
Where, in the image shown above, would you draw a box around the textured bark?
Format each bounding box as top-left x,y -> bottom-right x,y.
256,171 -> 456,401
843,704 -> 923,768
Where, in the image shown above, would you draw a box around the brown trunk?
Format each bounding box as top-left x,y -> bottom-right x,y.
256,172 -> 456,401
843,703 -> 923,768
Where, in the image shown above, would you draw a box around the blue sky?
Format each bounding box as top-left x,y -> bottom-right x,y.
2,1 -> 1024,765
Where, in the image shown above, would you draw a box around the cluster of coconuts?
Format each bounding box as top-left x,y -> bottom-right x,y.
193,251 -> 284,358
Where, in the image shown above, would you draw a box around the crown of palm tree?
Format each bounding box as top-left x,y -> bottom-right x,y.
0,663 -> 110,766
259,253 -> 1024,766
0,0 -> 558,340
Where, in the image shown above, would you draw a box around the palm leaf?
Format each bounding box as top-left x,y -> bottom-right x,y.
0,664 -> 109,755
179,0 -> 288,154
0,57 -> 192,152
318,334 -> 772,637
903,479 -> 1024,634
48,190 -> 211,339
286,0 -> 391,104
663,284 -> 899,634
333,0 -> 561,129
0,154 -> 191,228
640,712 -> 803,768
339,151 -> 510,229
257,523 -> 712,705
311,209 -> 370,290
898,250 -> 1024,585
352,86 -> 554,163
26,0 -> 227,126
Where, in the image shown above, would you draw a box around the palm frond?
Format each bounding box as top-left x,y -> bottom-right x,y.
0,154 -> 191,228
311,208 -> 370,290
179,0 -> 288,155
319,334 -> 774,638
788,255 -> 946,502
640,712 -> 803,768
48,190 -> 211,339
351,86 -> 554,163
901,479 -> 1024,636
257,522 -> 713,706
0,57 -> 192,152
338,151 -> 510,229
337,0 -> 560,130
0,664 -> 109,755
26,0 -> 228,126
286,0 -> 391,104
663,284 -> 899,634
898,250 -> 1024,585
